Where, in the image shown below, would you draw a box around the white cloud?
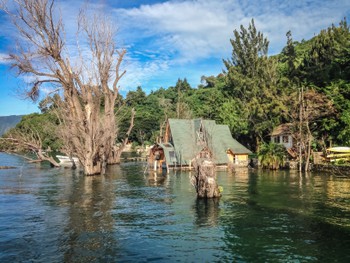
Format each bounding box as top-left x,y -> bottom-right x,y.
249,0 -> 350,53
109,0 -> 350,89
115,0 -> 243,62
119,51 -> 170,90
0,53 -> 9,64
115,0 -> 350,57
1,0 -> 350,94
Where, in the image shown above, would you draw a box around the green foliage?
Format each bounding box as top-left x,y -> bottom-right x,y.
324,81 -> 350,145
1,112 -> 62,152
17,113 -> 62,150
301,19 -> 350,87
0,115 -> 22,136
118,91 -> 165,144
125,86 -> 147,107
218,99 -> 249,137
186,87 -> 224,120
120,18 -> 350,151
258,142 -> 287,170
175,78 -> 191,93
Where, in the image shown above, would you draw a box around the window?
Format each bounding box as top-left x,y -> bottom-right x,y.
274,136 -> 280,143
169,151 -> 177,163
282,136 -> 289,143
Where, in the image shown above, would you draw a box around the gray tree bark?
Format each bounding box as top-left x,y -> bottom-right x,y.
191,159 -> 221,198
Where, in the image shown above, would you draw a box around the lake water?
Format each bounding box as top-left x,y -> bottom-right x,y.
1,152 -> 350,262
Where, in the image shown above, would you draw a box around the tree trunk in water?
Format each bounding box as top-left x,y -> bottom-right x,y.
305,121 -> 312,171
84,159 -> 103,176
107,108 -> 135,165
107,146 -> 123,165
37,150 -> 61,167
191,159 -> 221,198
299,86 -> 304,172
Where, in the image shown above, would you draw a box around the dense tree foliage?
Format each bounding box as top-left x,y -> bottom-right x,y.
258,142 -> 287,170
0,113 -> 61,166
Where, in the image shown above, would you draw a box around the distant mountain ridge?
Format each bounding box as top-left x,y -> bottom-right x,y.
0,115 -> 23,136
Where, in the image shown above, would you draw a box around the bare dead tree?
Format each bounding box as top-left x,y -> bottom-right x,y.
302,89 -> 335,170
189,121 -> 221,199
1,129 -> 60,167
282,87 -> 335,170
1,0 -> 134,175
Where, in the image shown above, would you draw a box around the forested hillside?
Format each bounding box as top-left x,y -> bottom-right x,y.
0,115 -> 22,136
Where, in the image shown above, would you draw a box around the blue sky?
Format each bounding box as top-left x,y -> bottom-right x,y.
0,0 -> 350,116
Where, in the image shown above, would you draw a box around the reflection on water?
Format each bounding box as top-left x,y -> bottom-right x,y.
193,198 -> 220,227
145,171 -> 169,187
62,172 -> 119,262
1,153 -> 350,262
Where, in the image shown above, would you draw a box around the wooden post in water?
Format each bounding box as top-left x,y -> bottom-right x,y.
190,158 -> 221,198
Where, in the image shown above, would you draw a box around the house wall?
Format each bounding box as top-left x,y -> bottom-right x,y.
271,135 -> 293,149
227,153 -> 234,163
237,155 -> 248,161
227,152 -> 249,166
235,154 -> 248,166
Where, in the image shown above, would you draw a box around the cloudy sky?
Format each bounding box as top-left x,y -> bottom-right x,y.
0,0 -> 349,115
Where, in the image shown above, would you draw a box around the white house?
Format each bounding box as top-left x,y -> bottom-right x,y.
271,124 -> 293,149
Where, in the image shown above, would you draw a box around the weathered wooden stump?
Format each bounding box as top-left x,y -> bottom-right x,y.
190,158 -> 221,198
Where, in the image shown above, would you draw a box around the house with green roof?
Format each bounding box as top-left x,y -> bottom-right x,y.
149,119 -> 251,170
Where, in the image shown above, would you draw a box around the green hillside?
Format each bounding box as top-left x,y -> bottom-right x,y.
0,115 -> 23,136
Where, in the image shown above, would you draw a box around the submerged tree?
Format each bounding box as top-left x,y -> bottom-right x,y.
1,0 -> 134,175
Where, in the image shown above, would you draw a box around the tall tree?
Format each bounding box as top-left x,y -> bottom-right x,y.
125,86 -> 147,107
223,19 -> 285,149
303,19 -> 350,86
175,78 -> 192,119
1,0 -> 134,175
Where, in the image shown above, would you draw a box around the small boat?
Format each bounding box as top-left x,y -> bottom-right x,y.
326,153 -> 350,158
327,147 -> 350,153
326,147 -> 350,162
56,155 -> 80,165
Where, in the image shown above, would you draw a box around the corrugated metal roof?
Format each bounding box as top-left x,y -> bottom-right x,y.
167,118 -> 251,165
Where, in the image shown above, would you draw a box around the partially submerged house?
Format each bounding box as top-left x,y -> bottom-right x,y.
149,119 -> 251,170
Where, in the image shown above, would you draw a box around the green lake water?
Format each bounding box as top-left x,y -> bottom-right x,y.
0,152 -> 350,262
